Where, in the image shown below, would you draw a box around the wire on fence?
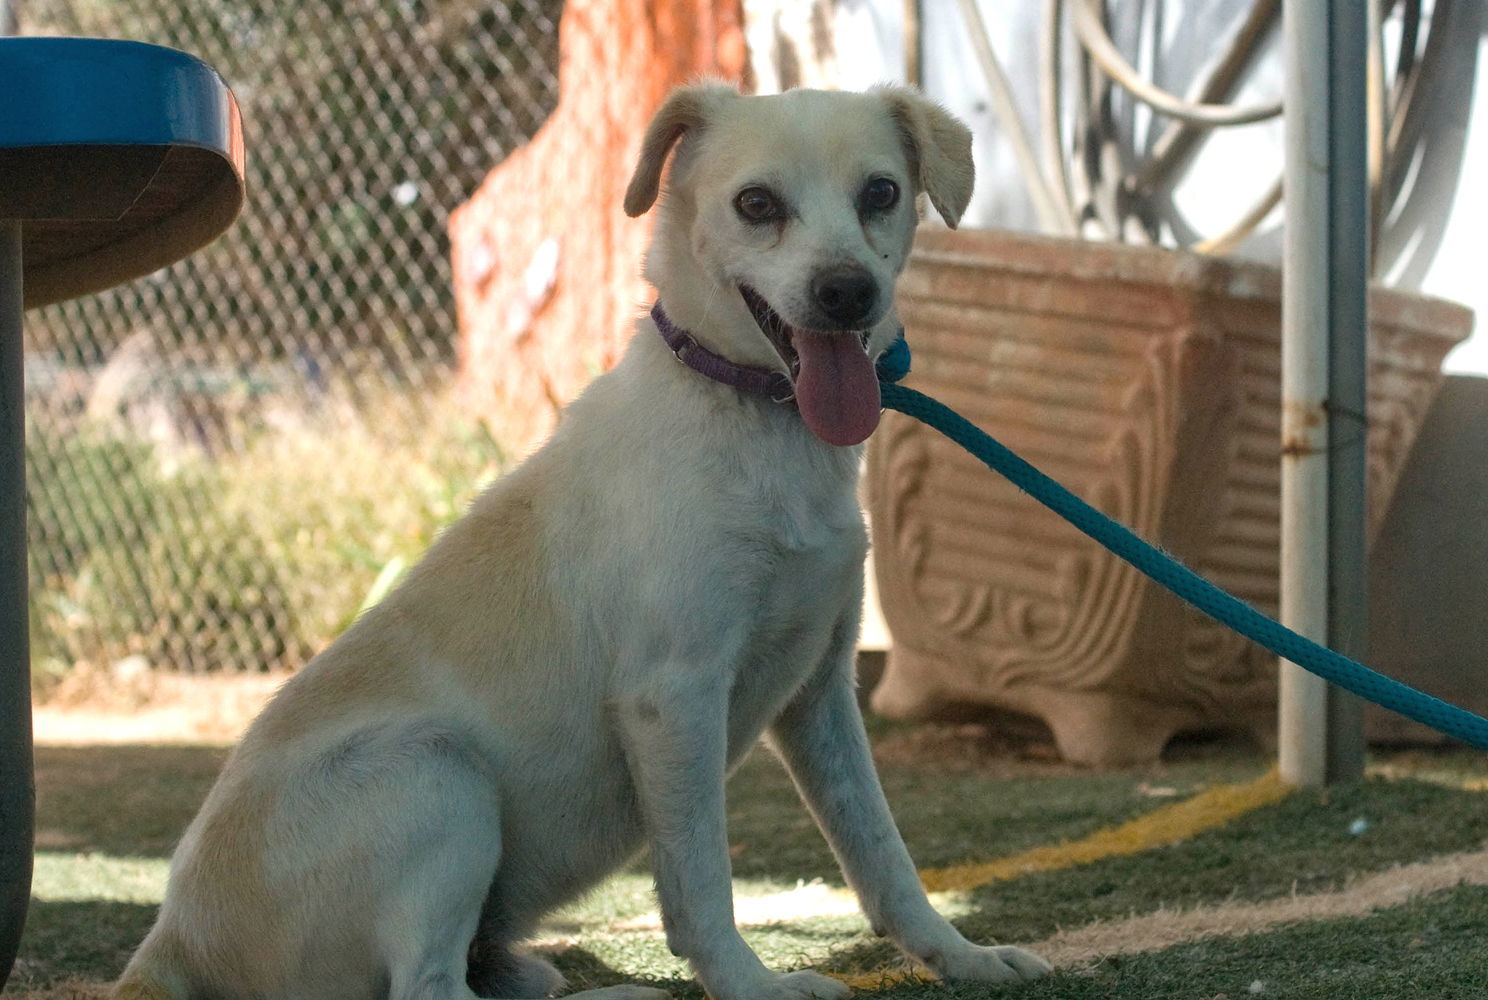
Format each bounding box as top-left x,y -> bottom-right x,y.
20,0 -> 561,678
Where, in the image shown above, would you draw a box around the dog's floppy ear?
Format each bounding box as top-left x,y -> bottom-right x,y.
624,82 -> 737,218
877,87 -> 975,229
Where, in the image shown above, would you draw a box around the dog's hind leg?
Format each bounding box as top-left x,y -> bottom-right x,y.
381,842 -> 498,1000
465,940 -> 671,1000
389,972 -> 482,1000
371,737 -> 506,1000
380,817 -> 497,1000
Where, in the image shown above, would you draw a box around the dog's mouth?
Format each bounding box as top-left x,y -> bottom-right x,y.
740,286 -> 880,447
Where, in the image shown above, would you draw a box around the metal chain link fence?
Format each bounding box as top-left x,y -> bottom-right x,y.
18,0 -> 562,680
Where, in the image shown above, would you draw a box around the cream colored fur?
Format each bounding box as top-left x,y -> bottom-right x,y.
113,83 -> 1050,1000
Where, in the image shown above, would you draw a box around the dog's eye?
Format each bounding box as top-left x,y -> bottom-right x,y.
735,187 -> 783,223
860,178 -> 900,214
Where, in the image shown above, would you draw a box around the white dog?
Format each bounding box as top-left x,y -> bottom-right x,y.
115,83 -> 1051,1000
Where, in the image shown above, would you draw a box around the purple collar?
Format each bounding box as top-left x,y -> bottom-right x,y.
651,302 -> 795,404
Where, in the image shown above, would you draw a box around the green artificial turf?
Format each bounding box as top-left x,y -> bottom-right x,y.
923,884 -> 1488,1000
10,735 -> 1488,998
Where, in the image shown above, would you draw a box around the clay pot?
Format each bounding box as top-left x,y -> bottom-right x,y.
866,227 -> 1473,765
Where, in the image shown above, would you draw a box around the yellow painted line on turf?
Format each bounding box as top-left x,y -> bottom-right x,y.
919,769 -> 1290,893
837,967 -> 938,991
834,770 -> 1290,990
1368,761 -> 1488,793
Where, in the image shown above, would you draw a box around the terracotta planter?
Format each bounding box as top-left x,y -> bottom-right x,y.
866,228 -> 1473,765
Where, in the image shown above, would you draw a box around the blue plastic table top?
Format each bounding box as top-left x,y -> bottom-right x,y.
0,36 -> 245,989
0,36 -> 245,307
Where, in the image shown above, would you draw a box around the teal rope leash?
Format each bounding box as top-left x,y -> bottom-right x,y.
874,336 -> 1488,751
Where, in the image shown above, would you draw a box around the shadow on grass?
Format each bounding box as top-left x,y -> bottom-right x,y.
549,946 -> 704,998
11,899 -> 156,992
950,776 -> 1488,946
915,884 -> 1488,1000
35,745 -> 228,858
814,776 -> 1488,983
723,737 -> 1270,887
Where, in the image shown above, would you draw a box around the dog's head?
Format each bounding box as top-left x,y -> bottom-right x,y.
625,84 -> 974,446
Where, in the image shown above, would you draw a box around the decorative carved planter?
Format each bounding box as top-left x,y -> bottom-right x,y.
867,228 -> 1473,766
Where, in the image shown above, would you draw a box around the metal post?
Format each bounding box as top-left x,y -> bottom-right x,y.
0,221 -> 32,990
0,5 -> 33,982
1323,0 -> 1370,786
1279,0 -> 1369,787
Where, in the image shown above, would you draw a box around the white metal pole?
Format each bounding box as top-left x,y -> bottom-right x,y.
1280,0 -> 1369,787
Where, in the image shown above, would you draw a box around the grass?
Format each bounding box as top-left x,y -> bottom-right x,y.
916,885 -> 1488,1000
9,721 -> 1488,999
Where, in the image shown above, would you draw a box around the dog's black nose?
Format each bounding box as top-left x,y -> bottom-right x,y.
811,267 -> 877,327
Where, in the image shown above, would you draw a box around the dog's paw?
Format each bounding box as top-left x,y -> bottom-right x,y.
753,970 -> 852,1000
926,944 -> 1051,984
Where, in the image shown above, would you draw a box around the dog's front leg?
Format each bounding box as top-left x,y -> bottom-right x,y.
768,646 -> 1051,985
616,680 -> 851,1000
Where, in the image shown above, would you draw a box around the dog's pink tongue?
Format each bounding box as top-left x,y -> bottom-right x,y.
793,331 -> 881,446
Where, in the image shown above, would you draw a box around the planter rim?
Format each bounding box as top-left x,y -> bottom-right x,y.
911,227 -> 1474,337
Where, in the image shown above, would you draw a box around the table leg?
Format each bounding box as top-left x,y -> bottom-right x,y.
0,220 -> 34,991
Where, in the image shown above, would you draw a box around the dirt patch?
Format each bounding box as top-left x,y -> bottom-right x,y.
33,669 -> 286,746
